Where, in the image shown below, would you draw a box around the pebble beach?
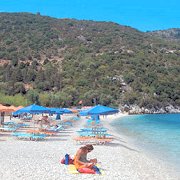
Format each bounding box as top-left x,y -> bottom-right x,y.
0,114 -> 179,180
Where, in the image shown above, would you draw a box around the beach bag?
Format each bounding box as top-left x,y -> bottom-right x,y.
60,154 -> 74,165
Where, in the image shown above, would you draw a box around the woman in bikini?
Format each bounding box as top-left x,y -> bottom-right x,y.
74,144 -> 100,174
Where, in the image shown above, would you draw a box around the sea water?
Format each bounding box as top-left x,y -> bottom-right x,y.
111,113 -> 180,169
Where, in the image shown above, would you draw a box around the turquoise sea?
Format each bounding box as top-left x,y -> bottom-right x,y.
111,113 -> 180,169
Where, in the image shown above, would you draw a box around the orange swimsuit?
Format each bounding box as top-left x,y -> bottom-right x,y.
73,153 -> 89,169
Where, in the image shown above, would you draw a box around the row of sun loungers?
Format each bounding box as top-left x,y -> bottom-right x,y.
77,126 -> 111,138
0,121 -> 30,132
12,132 -> 47,141
11,123 -> 67,141
73,118 -> 114,145
0,114 -> 81,142
0,127 -> 18,132
11,124 -> 65,141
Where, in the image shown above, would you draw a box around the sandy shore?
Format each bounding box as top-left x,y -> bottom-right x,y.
0,114 -> 180,180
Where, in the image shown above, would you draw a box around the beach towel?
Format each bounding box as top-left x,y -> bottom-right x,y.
68,164 -> 104,175
68,164 -> 80,174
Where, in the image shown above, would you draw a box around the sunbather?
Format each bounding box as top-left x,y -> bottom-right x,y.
37,115 -> 51,129
73,144 -> 101,174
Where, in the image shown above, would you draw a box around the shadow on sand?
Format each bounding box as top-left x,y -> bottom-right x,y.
105,142 -> 139,152
46,138 -> 68,142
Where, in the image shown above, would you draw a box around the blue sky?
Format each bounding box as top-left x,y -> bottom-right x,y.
0,0 -> 179,32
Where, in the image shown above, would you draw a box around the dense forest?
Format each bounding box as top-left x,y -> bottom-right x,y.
0,13 -> 179,111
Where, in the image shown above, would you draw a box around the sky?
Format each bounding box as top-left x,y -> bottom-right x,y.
0,0 -> 179,32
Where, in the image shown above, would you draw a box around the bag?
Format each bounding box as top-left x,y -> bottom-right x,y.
65,154 -> 69,165
60,158 -> 65,164
60,155 -> 74,165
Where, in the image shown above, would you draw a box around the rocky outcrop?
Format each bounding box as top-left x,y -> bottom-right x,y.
121,104 -> 180,114
147,28 -> 180,41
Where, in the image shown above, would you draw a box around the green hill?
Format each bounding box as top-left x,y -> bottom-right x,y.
0,13 -> 179,111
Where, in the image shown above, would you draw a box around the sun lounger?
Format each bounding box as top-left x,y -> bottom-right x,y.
16,123 -> 30,128
43,125 -> 64,132
77,131 -> 112,138
1,122 -> 28,131
0,127 -> 17,132
72,117 -> 80,121
77,127 -> 109,138
12,132 -> 32,140
12,132 -> 47,141
52,125 -> 64,131
3,122 -> 16,126
31,134 -> 47,141
77,131 -> 96,137
60,121 -> 73,127
26,129 -> 55,136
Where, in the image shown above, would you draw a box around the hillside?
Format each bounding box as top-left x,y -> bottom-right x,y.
0,13 -> 179,112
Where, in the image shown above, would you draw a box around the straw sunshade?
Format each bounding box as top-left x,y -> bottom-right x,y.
0,104 -> 24,112
0,104 -> 15,125
14,106 -> 24,111
0,104 -> 15,112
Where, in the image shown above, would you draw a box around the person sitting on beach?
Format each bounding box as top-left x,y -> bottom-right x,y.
37,115 -> 50,129
73,144 -> 101,174
42,115 -> 50,125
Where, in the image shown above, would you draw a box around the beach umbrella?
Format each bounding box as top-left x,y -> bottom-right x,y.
13,104 -> 51,115
80,104 -> 119,116
13,104 -> 52,129
48,107 -> 72,114
79,108 -> 91,116
47,107 -> 72,120
47,108 -> 64,120
91,115 -> 100,120
80,105 -> 119,126
0,104 -> 15,112
48,108 -> 64,114
0,105 -> 15,125
62,108 -> 73,114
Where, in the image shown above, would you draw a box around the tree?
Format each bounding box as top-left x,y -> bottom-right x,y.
26,90 -> 40,104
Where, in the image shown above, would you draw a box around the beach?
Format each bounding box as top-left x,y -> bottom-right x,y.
0,114 -> 180,180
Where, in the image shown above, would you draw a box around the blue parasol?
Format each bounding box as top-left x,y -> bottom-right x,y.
47,107 -> 72,120
13,104 -> 51,115
80,104 -> 119,116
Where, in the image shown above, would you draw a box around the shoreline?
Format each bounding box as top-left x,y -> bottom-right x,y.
100,113 -> 180,179
0,114 -> 180,180
106,113 -> 180,172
